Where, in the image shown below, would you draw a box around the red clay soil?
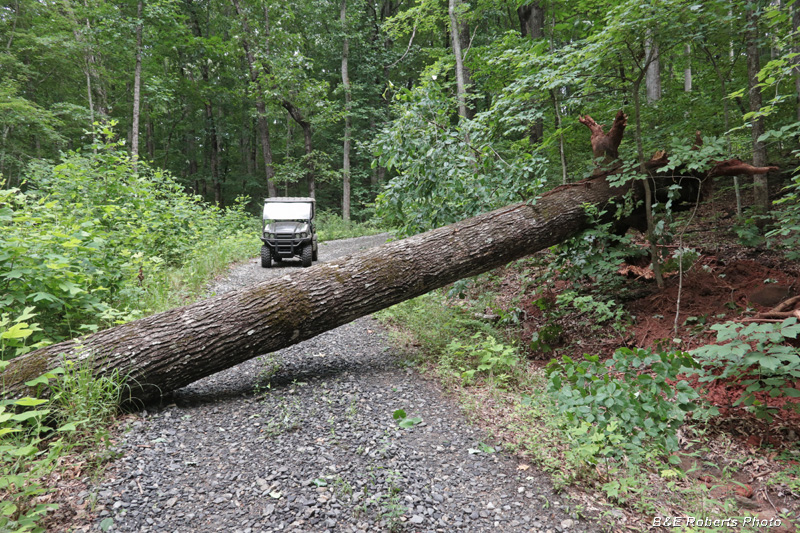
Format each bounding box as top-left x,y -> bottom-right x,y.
624,253 -> 800,431
512,247 -> 800,431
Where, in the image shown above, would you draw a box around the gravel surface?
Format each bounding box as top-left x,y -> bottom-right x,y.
91,234 -> 599,532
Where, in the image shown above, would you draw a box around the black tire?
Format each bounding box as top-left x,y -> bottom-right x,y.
260,246 -> 272,268
301,244 -> 313,267
312,247 -> 318,261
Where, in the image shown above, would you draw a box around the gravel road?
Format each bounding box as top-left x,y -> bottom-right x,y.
91,234 -> 599,532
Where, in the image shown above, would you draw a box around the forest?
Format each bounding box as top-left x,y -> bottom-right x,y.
0,0 -> 795,224
3,0 -> 800,531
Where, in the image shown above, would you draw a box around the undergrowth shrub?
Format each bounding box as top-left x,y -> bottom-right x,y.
767,173 -> 800,259
550,203 -> 646,295
377,291 -> 497,357
0,318 -> 124,533
445,333 -> 521,387
315,210 -> 387,242
691,318 -> 800,422
546,347 -> 702,464
0,124 -> 257,353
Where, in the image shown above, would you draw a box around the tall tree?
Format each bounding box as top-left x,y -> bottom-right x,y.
341,0 -> 352,220
131,0 -> 143,162
448,0 -> 473,120
518,1 -> 544,145
645,30 -> 661,103
746,1 -> 769,215
229,0 -> 277,197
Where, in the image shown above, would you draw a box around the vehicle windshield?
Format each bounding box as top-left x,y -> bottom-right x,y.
263,202 -> 313,221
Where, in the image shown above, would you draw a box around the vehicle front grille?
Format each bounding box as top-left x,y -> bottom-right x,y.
275,233 -> 295,254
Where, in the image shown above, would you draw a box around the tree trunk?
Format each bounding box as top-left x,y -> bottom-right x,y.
1,178 -> 634,403
747,4 -> 769,214
518,1 -> 544,144
131,0 -> 143,162
448,0 -> 473,120
645,31 -> 661,103
632,81 -> 664,289
341,0 -> 352,221
517,2 -> 543,39
283,101 -> 315,198
205,102 -> 221,206
256,101 -> 278,198
684,44 -> 692,92
551,88 -> 567,184
229,0 -> 277,198
793,2 -> 800,121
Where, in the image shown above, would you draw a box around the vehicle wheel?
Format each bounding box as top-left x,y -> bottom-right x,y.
312,247 -> 318,261
260,246 -> 272,268
301,244 -> 313,267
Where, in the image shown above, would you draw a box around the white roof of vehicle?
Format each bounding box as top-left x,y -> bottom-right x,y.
263,200 -> 314,221
264,197 -> 315,203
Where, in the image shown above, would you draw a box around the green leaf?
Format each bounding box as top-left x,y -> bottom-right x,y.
0,322 -> 34,340
13,397 -> 48,407
10,409 -> 50,421
398,416 -> 422,428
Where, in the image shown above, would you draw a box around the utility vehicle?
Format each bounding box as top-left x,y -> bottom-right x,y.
260,197 -> 317,268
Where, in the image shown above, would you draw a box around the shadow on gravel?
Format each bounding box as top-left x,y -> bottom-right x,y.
169,348 -> 395,409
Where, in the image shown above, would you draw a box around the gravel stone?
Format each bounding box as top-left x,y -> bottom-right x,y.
90,234 -> 601,532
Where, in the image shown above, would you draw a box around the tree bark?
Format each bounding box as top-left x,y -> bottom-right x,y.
448,0 -> 473,120
517,2 -> 543,39
341,0 -> 352,221
131,0 -> 143,162
645,31 -> 661,103
747,4 -> 769,214
684,44 -> 692,92
519,1 -> 544,144
281,101 -> 315,198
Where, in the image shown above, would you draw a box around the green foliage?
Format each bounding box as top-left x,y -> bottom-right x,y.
555,292 -> 629,332
392,409 -> 422,429
546,348 -> 702,463
691,318 -> 800,423
377,291 -> 497,357
315,210 -> 387,242
0,130 -> 257,352
550,204 -> 645,295
0,319 -> 124,533
372,81 -> 548,235
446,333 -> 521,387
767,174 -> 800,259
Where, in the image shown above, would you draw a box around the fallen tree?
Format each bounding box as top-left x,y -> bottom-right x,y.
1,112 -> 777,403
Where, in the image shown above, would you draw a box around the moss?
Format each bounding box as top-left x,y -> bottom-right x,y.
314,263 -> 347,285
2,350 -> 51,391
246,284 -> 313,333
362,253 -> 407,291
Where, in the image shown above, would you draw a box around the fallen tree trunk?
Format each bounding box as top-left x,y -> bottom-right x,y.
2,177 -> 628,403
2,111 -> 778,404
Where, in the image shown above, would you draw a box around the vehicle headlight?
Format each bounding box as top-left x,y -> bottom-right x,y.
266,233 -> 275,239
298,232 -> 307,238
